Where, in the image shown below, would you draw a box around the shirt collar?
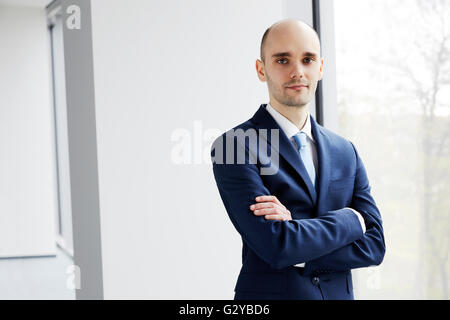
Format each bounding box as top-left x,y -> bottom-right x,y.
266,103 -> 315,143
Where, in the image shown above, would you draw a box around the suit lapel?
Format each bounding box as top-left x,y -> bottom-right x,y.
251,105 -> 317,203
310,116 -> 331,215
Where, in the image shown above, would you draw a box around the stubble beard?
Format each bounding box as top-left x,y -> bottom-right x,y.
267,76 -> 311,108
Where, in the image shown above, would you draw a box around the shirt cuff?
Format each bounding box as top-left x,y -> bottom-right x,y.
346,207 -> 366,234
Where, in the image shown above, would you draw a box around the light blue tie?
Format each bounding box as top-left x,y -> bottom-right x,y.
292,132 -> 316,187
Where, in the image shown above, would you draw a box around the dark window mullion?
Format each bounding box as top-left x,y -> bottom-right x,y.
312,0 -> 324,126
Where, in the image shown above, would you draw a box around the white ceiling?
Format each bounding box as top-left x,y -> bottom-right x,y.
0,0 -> 52,8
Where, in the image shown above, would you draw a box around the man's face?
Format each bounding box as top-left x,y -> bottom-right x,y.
256,22 -> 324,108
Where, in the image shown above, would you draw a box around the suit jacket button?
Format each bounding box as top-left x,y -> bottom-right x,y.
311,277 -> 320,286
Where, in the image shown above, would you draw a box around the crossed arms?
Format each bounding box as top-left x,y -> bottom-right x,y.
212,140 -> 385,275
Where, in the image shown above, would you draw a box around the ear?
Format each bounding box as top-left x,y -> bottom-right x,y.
318,57 -> 324,81
256,59 -> 266,82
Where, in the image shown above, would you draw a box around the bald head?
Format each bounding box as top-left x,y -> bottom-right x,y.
260,19 -> 321,62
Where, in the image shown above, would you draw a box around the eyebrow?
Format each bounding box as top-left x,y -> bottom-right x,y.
271,52 -> 318,58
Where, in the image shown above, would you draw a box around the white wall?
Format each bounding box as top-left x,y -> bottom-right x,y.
90,0 -> 288,299
0,5 -> 57,257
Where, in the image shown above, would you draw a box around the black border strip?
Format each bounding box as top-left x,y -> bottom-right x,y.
312,0 -> 324,125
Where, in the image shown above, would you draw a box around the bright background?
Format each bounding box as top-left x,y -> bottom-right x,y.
0,0 -> 448,299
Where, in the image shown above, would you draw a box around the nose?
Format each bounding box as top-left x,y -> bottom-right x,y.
289,61 -> 305,79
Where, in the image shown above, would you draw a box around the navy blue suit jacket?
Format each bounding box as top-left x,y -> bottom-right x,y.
211,104 -> 385,300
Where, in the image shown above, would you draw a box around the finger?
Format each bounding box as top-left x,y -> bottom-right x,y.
255,195 -> 278,203
249,202 -> 275,210
253,208 -> 283,216
253,208 -> 276,216
264,214 -> 288,221
255,195 -> 284,208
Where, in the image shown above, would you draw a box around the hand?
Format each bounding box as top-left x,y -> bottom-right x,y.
250,195 -> 292,221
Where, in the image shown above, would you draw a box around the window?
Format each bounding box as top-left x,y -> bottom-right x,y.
48,4 -> 74,257
334,0 -> 450,299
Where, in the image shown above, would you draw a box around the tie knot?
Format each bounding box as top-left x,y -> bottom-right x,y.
293,132 -> 307,151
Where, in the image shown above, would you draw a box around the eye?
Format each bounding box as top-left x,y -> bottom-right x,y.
276,58 -> 288,64
303,57 -> 314,64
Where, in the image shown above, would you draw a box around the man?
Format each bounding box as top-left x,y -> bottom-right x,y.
211,19 -> 385,300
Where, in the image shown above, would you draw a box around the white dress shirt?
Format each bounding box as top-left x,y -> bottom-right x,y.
266,103 -> 318,176
265,103 -> 366,268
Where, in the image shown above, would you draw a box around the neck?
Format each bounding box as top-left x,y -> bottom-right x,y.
269,98 -> 309,130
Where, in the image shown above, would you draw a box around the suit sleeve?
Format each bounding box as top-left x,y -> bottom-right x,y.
302,142 -> 386,276
211,135 -> 364,270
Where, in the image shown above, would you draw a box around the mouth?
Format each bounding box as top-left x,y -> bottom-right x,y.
286,85 -> 308,90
